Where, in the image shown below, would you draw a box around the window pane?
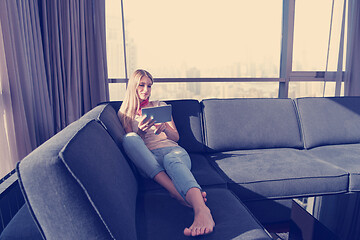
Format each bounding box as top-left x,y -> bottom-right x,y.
293,0 -> 347,71
109,83 -> 127,101
106,0 -> 126,79
109,82 -> 279,101
123,0 -> 282,78
288,82 -> 344,98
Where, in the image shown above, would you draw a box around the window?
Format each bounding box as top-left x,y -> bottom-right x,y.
106,0 -> 347,99
109,82 -> 279,101
293,0 -> 347,72
288,82 -> 344,98
289,0 -> 347,98
106,0 -> 126,79
122,0 -> 282,78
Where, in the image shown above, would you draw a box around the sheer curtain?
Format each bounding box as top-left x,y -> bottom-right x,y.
0,0 -> 51,179
0,0 -> 108,179
0,15 -> 20,178
313,1 -> 360,237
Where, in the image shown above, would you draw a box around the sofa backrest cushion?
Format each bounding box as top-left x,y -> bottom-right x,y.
100,100 -> 205,153
296,97 -> 360,149
166,100 -> 205,153
80,104 -> 108,120
97,104 -> 126,147
17,119 -> 138,239
60,120 -> 138,240
202,98 -> 303,152
17,119 -> 113,239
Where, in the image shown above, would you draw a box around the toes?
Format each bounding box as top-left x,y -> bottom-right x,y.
205,226 -> 214,234
183,228 -> 191,236
184,226 -> 214,237
192,228 -> 199,237
201,191 -> 207,202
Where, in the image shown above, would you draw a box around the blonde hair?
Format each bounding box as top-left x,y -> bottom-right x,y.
118,69 -> 154,130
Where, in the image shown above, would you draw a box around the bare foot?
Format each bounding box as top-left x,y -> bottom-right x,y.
183,206 -> 215,236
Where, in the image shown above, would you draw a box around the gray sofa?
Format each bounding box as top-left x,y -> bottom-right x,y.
2,97 -> 360,239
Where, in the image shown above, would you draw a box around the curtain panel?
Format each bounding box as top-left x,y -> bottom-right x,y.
39,0 -> 108,131
0,0 -> 108,178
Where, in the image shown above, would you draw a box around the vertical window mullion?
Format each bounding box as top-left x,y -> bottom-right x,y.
279,0 -> 295,98
120,0 -> 128,83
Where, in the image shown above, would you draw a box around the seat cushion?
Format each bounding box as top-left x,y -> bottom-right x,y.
0,204 -> 42,240
138,153 -> 227,192
296,97 -> 360,149
136,188 -> 272,240
309,144 -> 360,192
202,98 -> 303,152
207,148 -> 348,201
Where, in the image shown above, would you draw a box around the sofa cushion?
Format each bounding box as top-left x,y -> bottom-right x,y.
59,120 -> 138,239
138,153 -> 226,192
296,97 -> 360,149
97,104 -> 126,147
202,98 -> 303,152
80,104 -> 108,120
80,104 -> 126,147
207,148 -> 348,201
308,143 -> 360,192
17,119 -> 113,239
165,100 -> 205,153
136,188 -> 272,240
101,100 -> 205,153
0,204 -> 42,240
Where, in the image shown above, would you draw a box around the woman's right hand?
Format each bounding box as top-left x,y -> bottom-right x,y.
137,115 -> 155,133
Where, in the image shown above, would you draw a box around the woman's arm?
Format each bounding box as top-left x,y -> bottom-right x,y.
120,109 -> 155,135
154,117 -> 179,142
124,115 -> 155,140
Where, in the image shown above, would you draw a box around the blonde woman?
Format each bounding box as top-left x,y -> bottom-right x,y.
118,69 -> 215,237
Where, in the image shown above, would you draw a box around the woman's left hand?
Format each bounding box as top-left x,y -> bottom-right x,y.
154,123 -> 167,135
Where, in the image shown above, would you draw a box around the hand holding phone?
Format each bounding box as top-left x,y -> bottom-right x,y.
138,115 -> 155,132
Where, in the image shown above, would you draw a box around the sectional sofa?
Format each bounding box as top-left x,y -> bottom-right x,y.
1,97 -> 360,239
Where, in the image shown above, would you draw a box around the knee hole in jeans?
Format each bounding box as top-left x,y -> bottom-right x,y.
123,132 -> 141,144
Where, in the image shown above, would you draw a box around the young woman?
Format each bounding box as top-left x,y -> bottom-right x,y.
118,69 -> 215,237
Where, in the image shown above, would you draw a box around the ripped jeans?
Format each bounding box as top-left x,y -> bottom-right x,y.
122,132 -> 201,200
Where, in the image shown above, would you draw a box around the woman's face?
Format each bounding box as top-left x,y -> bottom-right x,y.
137,76 -> 152,101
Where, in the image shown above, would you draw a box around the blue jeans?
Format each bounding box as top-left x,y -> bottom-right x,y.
122,132 -> 201,200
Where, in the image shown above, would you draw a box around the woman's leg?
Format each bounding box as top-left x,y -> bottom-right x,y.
122,133 -> 185,203
122,132 -> 163,178
153,171 -> 191,207
184,188 -> 215,236
157,147 -> 214,236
